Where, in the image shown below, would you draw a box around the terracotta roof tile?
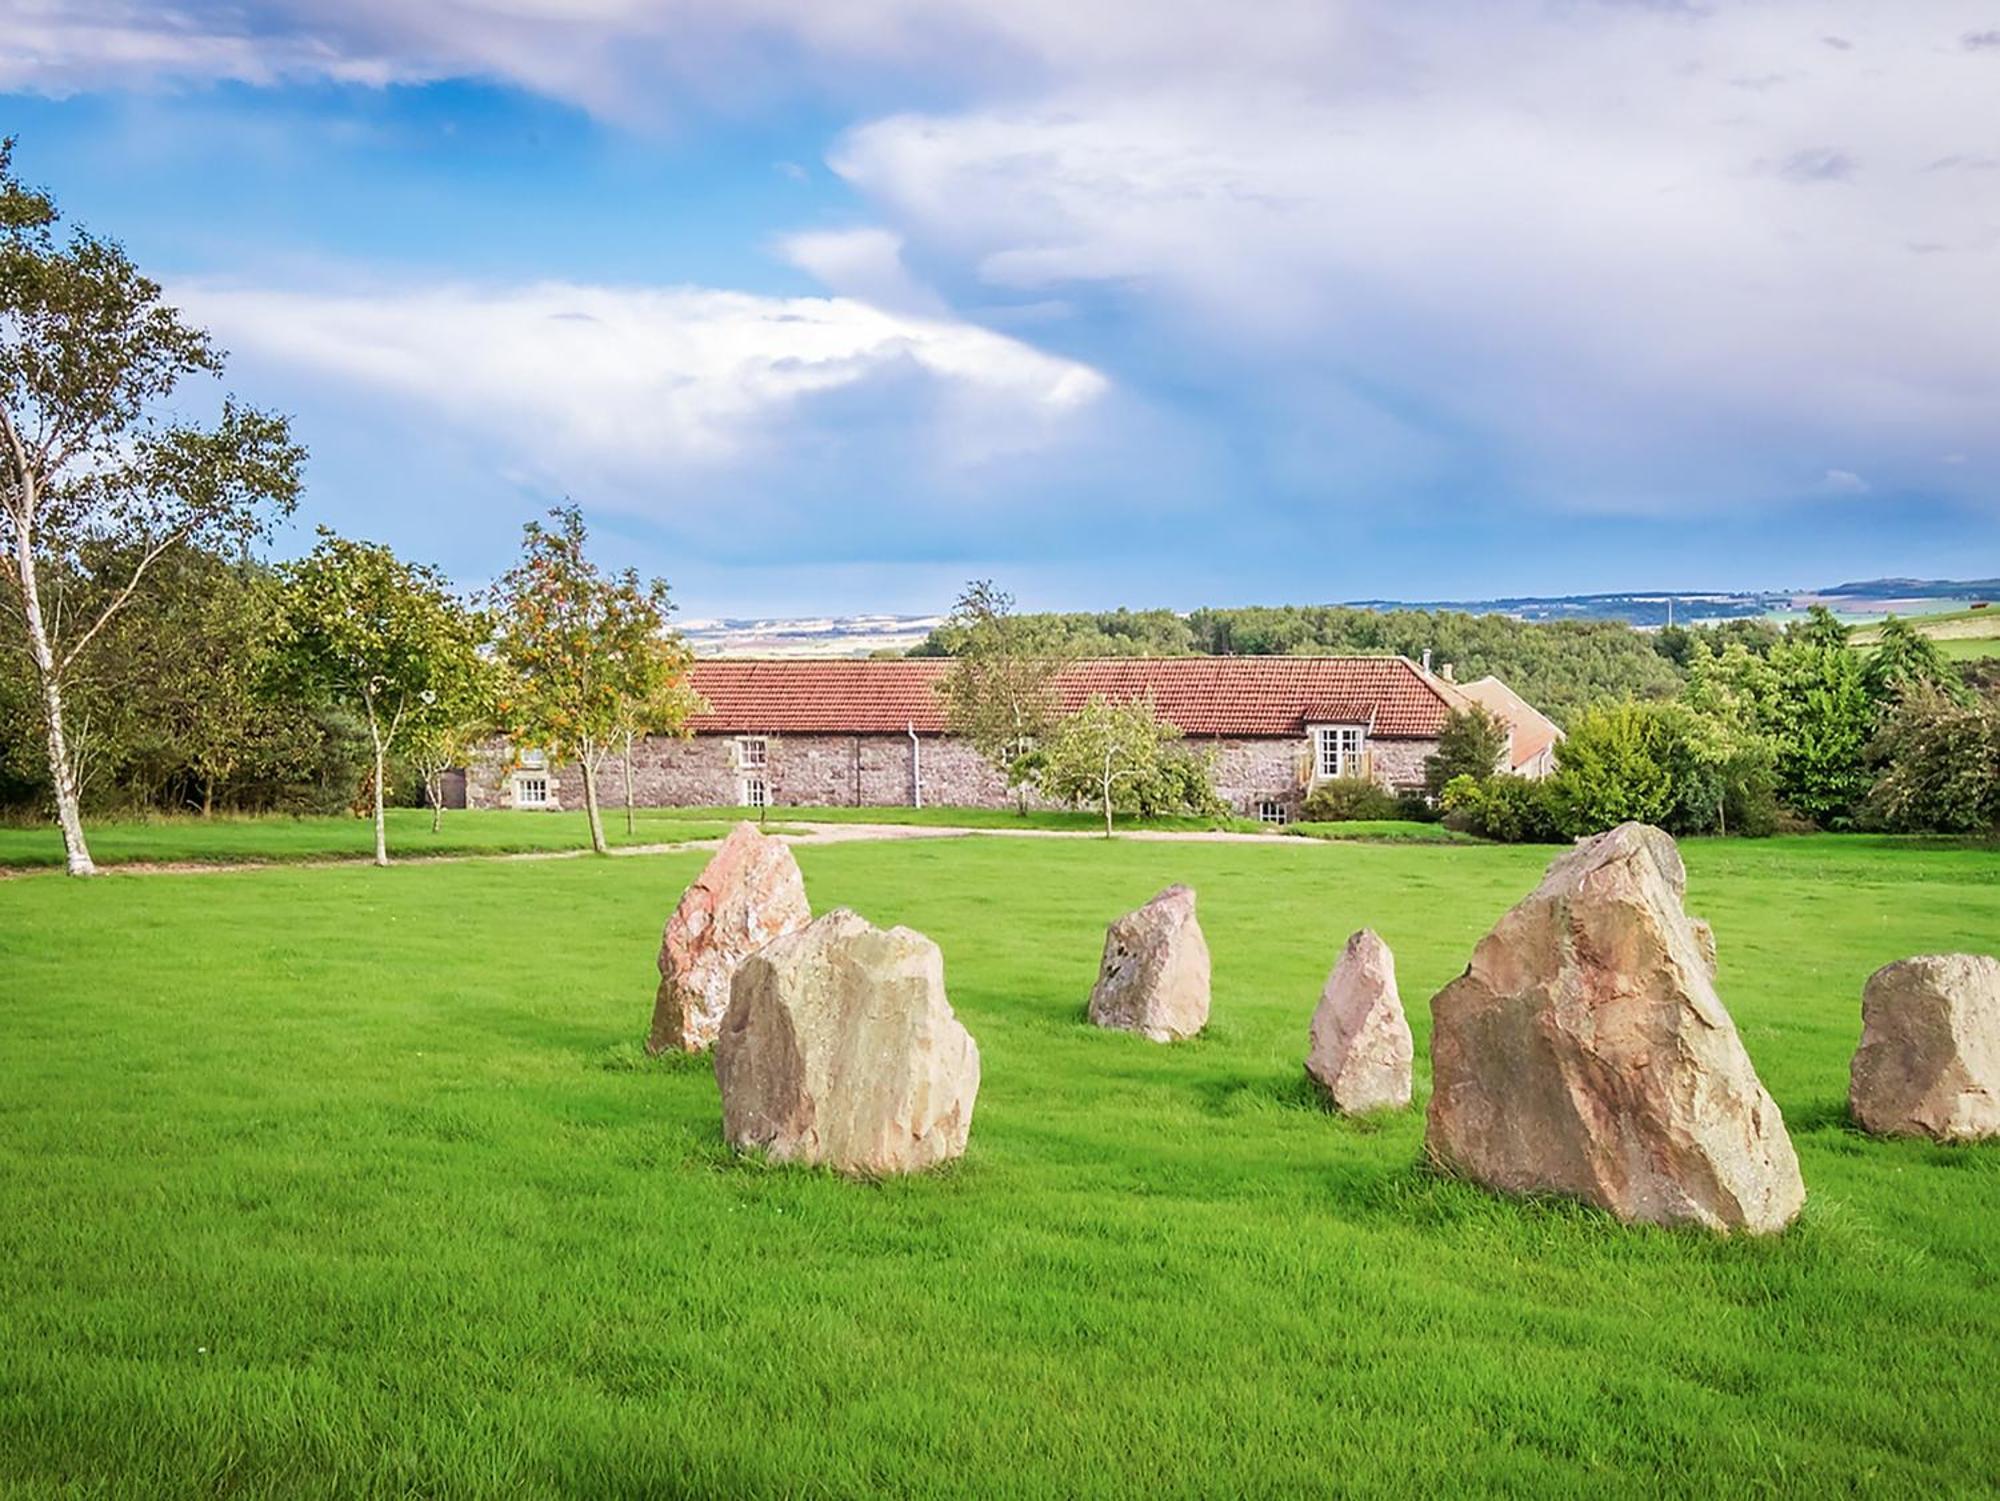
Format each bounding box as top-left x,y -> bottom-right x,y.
686,656 -> 1467,739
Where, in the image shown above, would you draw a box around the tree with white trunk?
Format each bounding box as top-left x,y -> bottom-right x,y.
0,139 -> 303,874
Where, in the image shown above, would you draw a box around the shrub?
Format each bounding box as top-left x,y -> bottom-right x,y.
1302,775 -> 1400,822
1440,772 -> 1560,842
1130,747 -> 1230,820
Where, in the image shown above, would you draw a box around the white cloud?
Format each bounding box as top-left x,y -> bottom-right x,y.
177,277 -> 1106,483
823,2 -> 2000,511
776,228 -> 946,318
1821,469 -> 1870,494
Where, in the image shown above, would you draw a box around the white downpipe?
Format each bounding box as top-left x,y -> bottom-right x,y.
907,722 -> 922,808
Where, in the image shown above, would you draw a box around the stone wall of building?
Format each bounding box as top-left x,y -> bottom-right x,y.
464,730 -> 1439,816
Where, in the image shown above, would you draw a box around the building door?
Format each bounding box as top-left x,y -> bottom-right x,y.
440,768 -> 468,809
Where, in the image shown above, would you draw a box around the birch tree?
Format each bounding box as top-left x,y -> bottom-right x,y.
270,531 -> 487,866
0,139 -> 303,873
490,505 -> 676,855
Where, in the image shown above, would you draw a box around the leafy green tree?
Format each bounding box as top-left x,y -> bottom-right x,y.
1547,701 -> 1683,835
1862,616 -> 1964,708
933,580 -> 1068,810
1036,694 -> 1181,837
270,531 -> 488,866
490,505 -> 677,855
1866,683 -> 2000,834
1765,639 -> 1875,827
1424,705 -> 1510,797
1787,604 -> 1851,651
0,139 -> 303,873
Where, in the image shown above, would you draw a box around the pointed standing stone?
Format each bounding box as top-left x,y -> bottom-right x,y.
1087,884 -> 1211,1042
1425,823 -> 1804,1234
1850,953 -> 2000,1141
1306,929 -> 1412,1113
715,909 -> 981,1175
647,821 -> 812,1054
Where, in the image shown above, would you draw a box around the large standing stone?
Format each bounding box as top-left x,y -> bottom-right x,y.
1087,884 -> 1211,1042
1305,929 -> 1413,1113
714,909 -> 980,1175
647,821 -> 812,1055
1850,954 -> 2000,1141
1425,822 -> 1804,1234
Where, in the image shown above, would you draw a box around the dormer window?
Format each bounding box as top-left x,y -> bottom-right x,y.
1313,725 -> 1366,780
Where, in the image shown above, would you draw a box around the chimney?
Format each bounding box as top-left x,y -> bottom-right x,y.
1442,662 -> 1455,682
1421,649 -> 1433,673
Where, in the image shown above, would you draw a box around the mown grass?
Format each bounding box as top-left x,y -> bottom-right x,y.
0,808 -> 780,869
2,834 -> 1997,1497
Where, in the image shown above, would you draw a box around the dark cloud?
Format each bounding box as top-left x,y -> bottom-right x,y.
1962,29 -> 2000,50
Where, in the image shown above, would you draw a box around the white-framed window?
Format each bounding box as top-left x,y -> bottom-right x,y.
1313,725 -> 1367,780
740,775 -> 768,810
737,736 -> 768,769
518,747 -> 548,770
1257,800 -> 1290,825
516,774 -> 549,808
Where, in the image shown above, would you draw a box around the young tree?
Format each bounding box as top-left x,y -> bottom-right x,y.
1423,704 -> 1510,797
934,580 -> 1067,812
490,504 -> 676,855
269,530 -> 488,866
405,648 -> 498,834
612,637 -> 705,837
0,140 -> 303,874
1035,694 -> 1180,837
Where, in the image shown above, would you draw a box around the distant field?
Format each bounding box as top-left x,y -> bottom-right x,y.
3,833 -> 1997,1496
1852,606 -> 2000,659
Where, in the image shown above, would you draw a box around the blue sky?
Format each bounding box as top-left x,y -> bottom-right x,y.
3,1 -> 1996,615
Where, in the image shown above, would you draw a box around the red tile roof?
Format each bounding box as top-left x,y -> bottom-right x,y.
686,656 -> 1468,739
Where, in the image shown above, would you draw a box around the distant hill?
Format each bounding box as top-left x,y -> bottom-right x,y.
1814,577 -> 2000,602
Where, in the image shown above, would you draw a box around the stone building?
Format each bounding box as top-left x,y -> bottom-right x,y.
464,655 -> 1550,822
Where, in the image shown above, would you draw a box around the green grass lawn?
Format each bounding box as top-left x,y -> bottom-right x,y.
3,834 -> 1997,1496
0,808 -> 781,869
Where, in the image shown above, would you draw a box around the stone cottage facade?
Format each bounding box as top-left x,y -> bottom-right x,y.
465,655 -> 1540,822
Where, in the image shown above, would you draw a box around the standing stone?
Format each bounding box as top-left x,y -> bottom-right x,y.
647,821 -> 812,1055
1305,929 -> 1413,1113
1850,954 -> 2000,1141
715,909 -> 980,1175
1426,823 -> 1804,1234
1087,884 -> 1211,1042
